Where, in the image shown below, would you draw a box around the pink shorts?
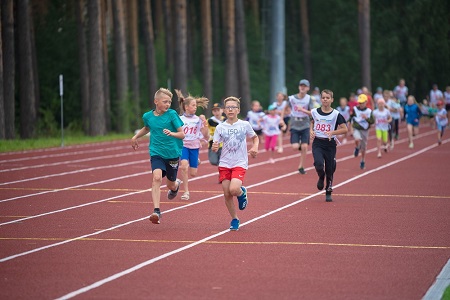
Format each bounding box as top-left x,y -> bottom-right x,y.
218,167 -> 246,183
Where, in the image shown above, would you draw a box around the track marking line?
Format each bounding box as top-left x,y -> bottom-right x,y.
1,237 -> 448,250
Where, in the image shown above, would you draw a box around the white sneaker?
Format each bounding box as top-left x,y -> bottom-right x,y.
277,147 -> 283,153
409,142 -> 414,149
269,158 -> 275,164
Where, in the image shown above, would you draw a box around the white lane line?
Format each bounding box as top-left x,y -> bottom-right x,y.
54,140 -> 446,299
0,159 -> 148,186
0,152 -> 141,173
0,145 -> 127,164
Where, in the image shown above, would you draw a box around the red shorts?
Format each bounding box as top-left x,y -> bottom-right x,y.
218,167 -> 246,183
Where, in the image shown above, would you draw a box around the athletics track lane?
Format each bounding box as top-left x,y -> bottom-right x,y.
0,125 -> 449,299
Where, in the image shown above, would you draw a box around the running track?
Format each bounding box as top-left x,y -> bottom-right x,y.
0,124 -> 449,299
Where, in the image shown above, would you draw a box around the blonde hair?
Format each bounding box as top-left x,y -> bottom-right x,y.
223,96 -> 241,107
154,87 -> 173,99
175,89 -> 209,114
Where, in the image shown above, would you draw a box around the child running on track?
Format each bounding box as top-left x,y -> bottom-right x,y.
207,103 -> 225,166
259,103 -> 287,163
350,94 -> 374,170
404,95 -> 422,149
212,96 -> 259,231
310,89 -> 348,202
435,101 -> 448,145
175,89 -> 209,201
284,79 -> 314,174
336,97 -> 351,144
372,98 -> 392,158
246,100 -> 265,145
131,88 -> 185,224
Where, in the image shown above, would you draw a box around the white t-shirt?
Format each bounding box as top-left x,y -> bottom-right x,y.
213,120 -> 256,169
430,89 -> 443,105
246,110 -> 265,130
336,105 -> 351,122
386,99 -> 401,120
435,108 -> 448,127
261,114 -> 281,137
372,109 -> 391,131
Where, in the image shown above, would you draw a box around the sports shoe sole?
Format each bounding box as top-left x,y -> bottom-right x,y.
149,213 -> 161,224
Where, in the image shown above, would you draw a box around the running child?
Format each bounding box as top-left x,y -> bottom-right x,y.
404,95 -> 421,149
310,89 -> 348,202
259,103 -> 287,163
350,94 -> 374,169
273,92 -> 289,153
386,90 -> 402,149
207,103 -> 225,166
212,96 -> 259,231
435,101 -> 448,145
175,89 -> 209,201
336,97 -> 351,144
372,98 -> 392,158
131,88 -> 185,224
284,79 -> 314,174
246,100 -> 265,144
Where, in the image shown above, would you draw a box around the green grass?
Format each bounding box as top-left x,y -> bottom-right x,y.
443,285 -> 450,300
0,132 -> 131,153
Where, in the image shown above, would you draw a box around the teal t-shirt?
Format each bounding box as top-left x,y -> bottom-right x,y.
143,109 -> 184,159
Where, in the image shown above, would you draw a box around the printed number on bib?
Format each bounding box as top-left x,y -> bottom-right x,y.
184,126 -> 198,134
316,123 -> 331,132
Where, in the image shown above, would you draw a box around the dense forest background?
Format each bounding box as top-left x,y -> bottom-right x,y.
0,0 -> 449,139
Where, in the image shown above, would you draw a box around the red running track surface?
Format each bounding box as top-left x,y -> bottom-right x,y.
0,124 -> 449,299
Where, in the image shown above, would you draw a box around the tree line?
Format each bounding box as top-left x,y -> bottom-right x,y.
0,0 -> 449,140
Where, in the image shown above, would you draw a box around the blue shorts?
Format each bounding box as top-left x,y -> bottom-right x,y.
150,156 -> 180,181
181,147 -> 200,168
290,128 -> 310,145
406,118 -> 419,127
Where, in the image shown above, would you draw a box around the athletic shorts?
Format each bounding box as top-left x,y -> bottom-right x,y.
375,129 -> 389,143
290,128 -> 310,145
254,129 -> 263,136
353,129 -> 369,151
150,156 -> 179,181
218,167 -> 246,183
181,147 -> 199,168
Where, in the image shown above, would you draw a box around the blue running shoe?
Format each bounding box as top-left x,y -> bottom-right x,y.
360,161 -> 365,170
237,186 -> 248,210
230,218 -> 240,231
354,147 -> 360,157
167,179 -> 181,200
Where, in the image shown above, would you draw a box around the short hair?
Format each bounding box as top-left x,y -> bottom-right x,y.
154,88 -> 173,99
321,89 -> 333,98
223,96 -> 241,107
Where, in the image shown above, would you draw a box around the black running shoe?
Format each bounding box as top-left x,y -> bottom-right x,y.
325,191 -> 332,202
317,176 -> 325,190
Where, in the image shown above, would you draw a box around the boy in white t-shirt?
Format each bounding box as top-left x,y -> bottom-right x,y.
212,97 -> 259,231
435,101 -> 448,145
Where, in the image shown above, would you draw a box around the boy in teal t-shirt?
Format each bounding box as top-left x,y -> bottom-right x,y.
131,88 -> 185,224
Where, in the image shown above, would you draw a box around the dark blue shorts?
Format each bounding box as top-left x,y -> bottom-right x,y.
150,156 -> 180,181
181,147 -> 200,168
290,128 -> 310,145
